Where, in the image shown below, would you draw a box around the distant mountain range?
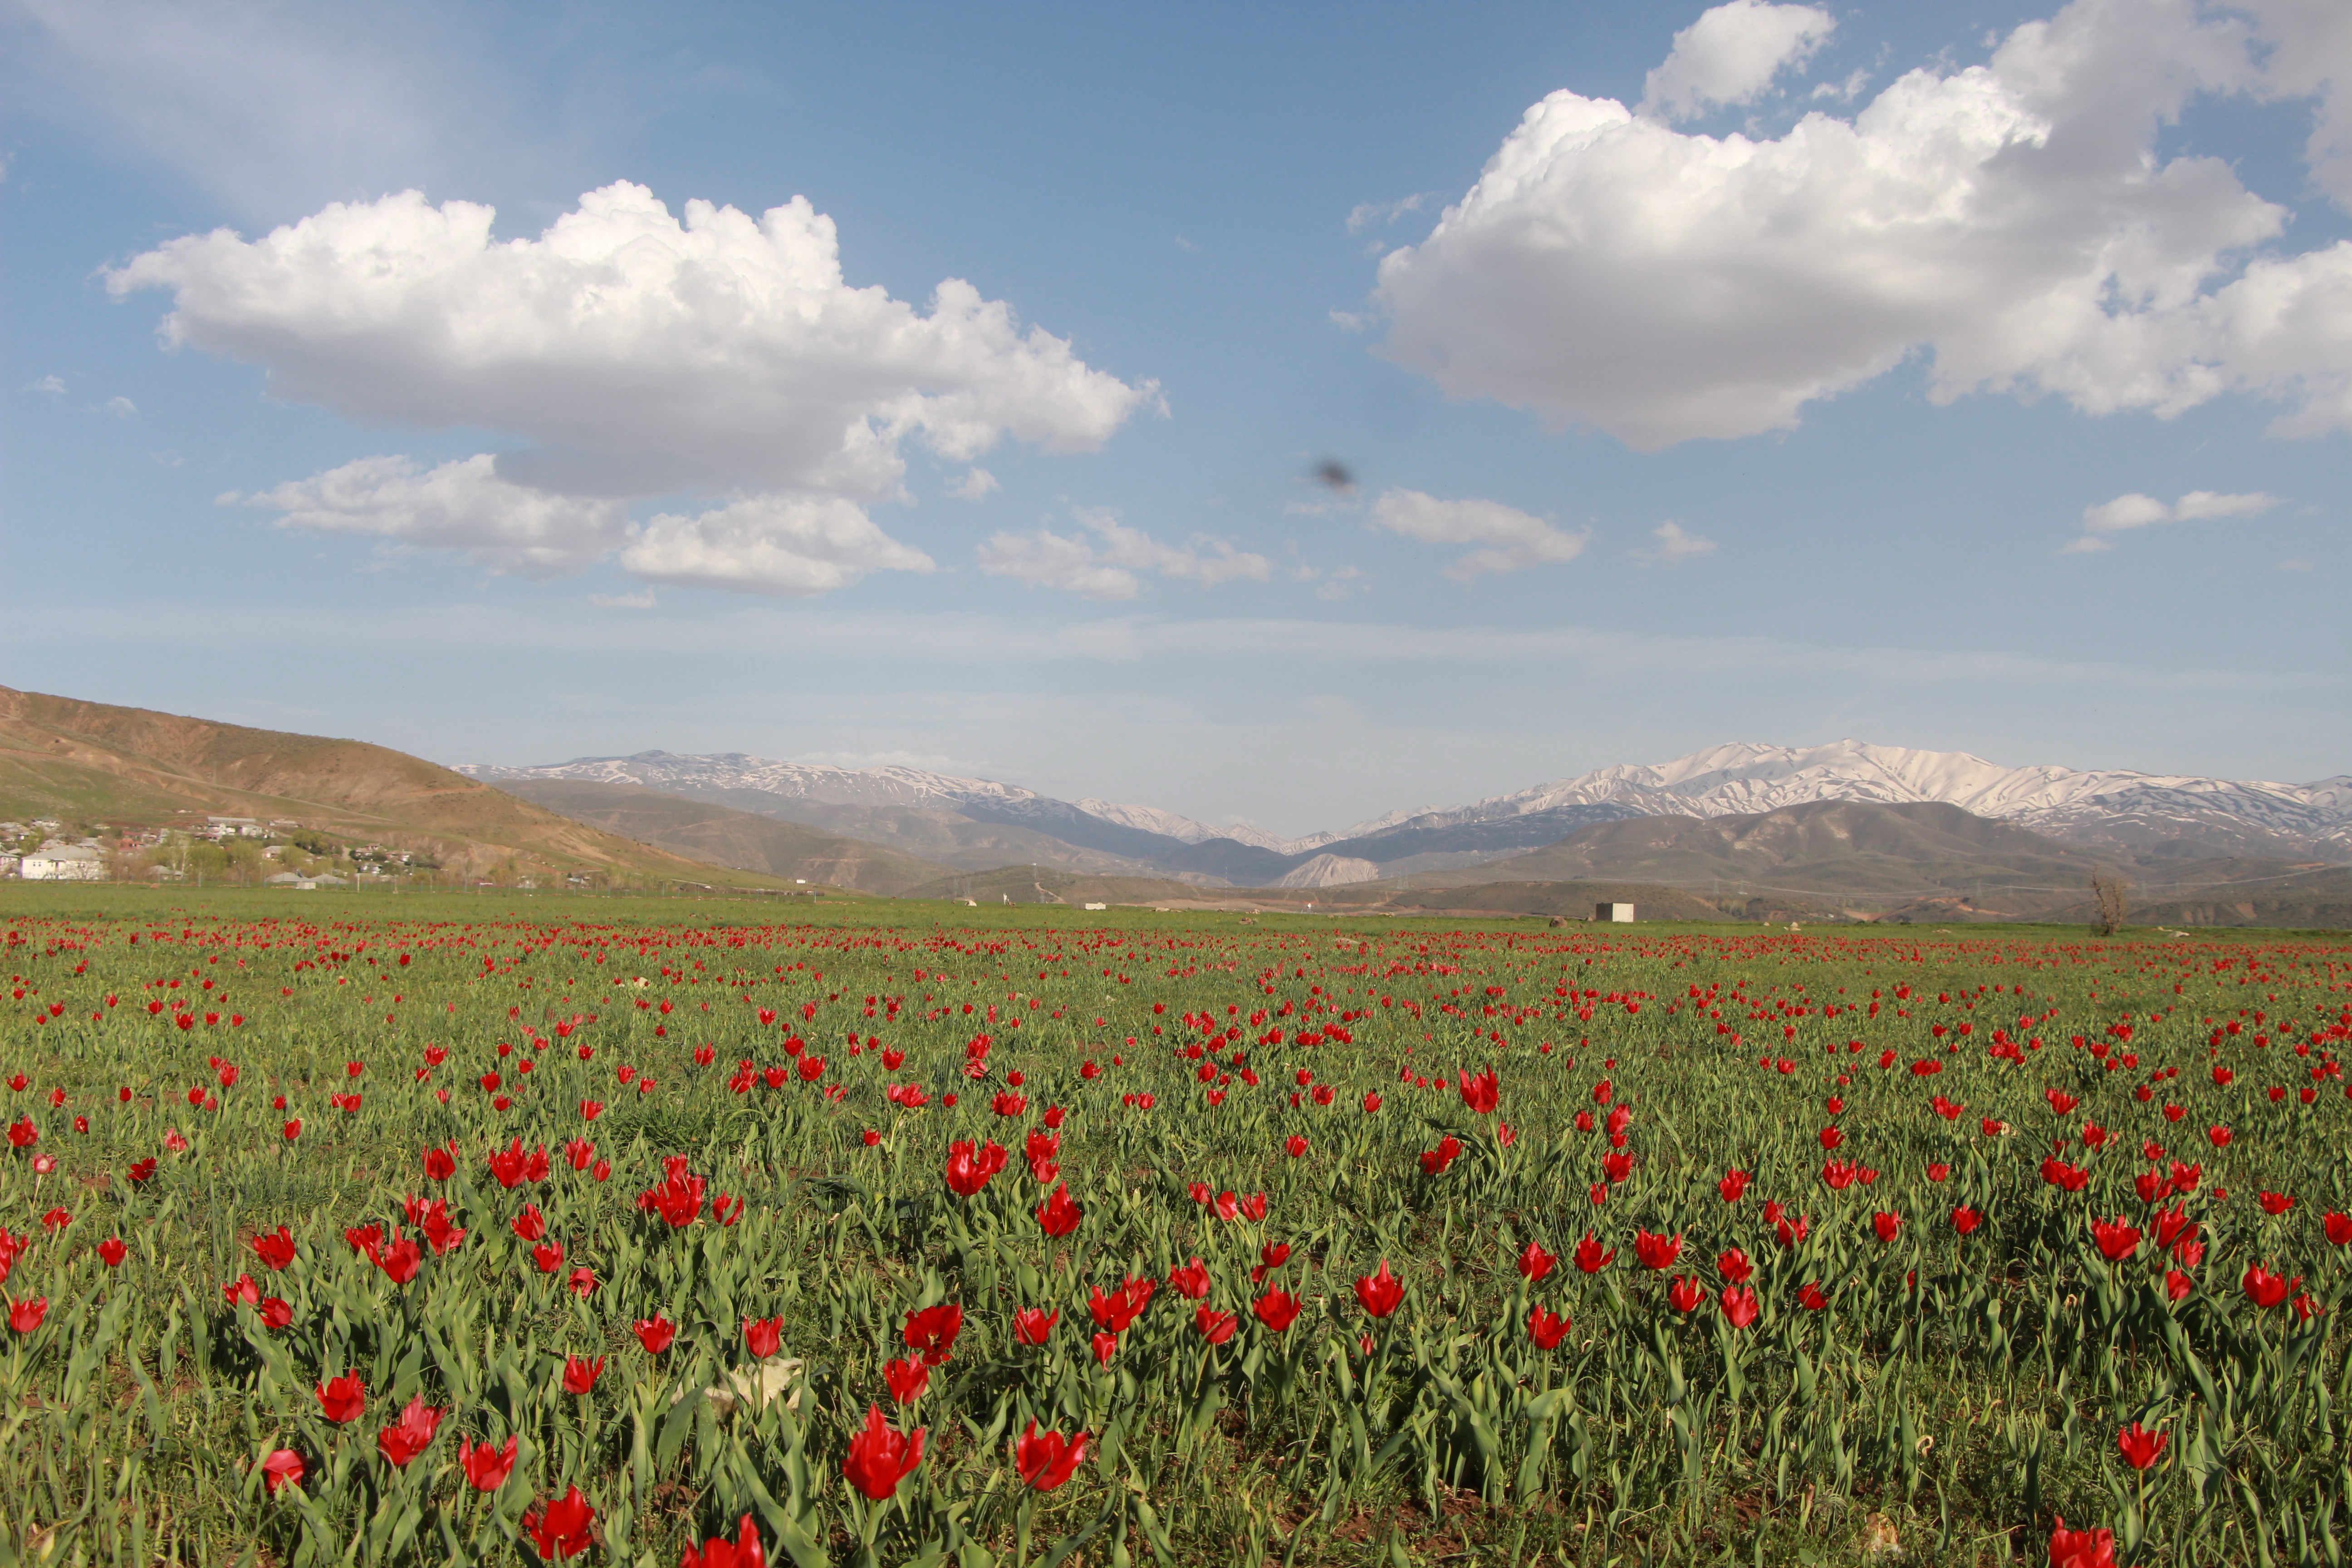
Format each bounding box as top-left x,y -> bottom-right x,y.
459,740 -> 2352,885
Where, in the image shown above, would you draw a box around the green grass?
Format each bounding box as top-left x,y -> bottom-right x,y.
0,887 -> 2346,1565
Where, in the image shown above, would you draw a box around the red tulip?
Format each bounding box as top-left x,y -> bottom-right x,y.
2048,1516 -> 2115,1568
316,1372 -> 366,1423
1573,1231 -> 1615,1274
2091,1218 -> 2141,1261
372,1236 -> 423,1285
98,1237 -> 127,1267
681,1514 -> 765,1568
745,1315 -> 784,1359
1167,1258 -> 1211,1299
2166,1269 -> 2194,1301
1633,1229 -> 1683,1270
944,1139 -> 1009,1197
1952,1206 -> 1984,1235
1518,1240 -> 1557,1282
1195,1305 -> 1239,1344
1798,1282 -> 1829,1311
1668,1276 -> 1705,1314
459,1434 -> 517,1492
376,1393 -> 445,1467
1253,1288 -> 1302,1333
1719,1285 -> 1759,1328
1015,1419 -> 1088,1491
1354,1259 -> 1404,1318
884,1356 -> 930,1405
2327,1212 -> 2352,1246
632,1316 -> 676,1354
2259,1191 -> 2296,1216
903,1302 -> 965,1365
2117,1421 -> 2167,1470
261,1447 -> 305,1495
842,1403 -> 925,1500
524,1486 -> 598,1561
2243,1263 -> 2298,1309
1458,1066 -> 1499,1114
562,1355 -> 605,1395
1014,1307 -> 1059,1344
1034,1183 -> 1083,1237
1718,1168 -> 1750,1202
252,1226 -> 297,1271
1527,1305 -> 1572,1347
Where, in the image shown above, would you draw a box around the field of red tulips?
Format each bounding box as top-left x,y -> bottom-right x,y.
0,891 -> 2347,1566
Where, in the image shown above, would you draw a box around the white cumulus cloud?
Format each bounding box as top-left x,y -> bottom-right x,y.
976,511 -> 1272,600
1375,0 -> 2352,450
108,181 -> 1154,593
951,467 -> 1000,500
619,495 -> 935,597
2063,488 -> 2279,551
1369,489 -> 1588,579
1640,0 -> 1836,122
240,454 -> 631,575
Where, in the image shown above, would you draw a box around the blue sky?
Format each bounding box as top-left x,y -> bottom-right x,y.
4,0 -> 2347,836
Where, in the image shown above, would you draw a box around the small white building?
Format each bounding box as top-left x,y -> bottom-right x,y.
1596,902 -> 1635,923
21,843 -> 105,882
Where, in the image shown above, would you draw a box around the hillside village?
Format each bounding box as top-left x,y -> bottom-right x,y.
2,814 -> 431,889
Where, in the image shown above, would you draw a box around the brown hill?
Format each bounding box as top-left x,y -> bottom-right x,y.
492,779 -> 957,896
0,686 -> 810,890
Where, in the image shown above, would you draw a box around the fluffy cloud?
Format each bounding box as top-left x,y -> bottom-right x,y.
976,511 -> 1272,600
1643,520 -> 1717,561
620,495 -> 933,595
109,181 -> 1154,592
2240,0 -> 2352,209
1639,0 -> 1835,122
2063,488 -> 2279,551
1375,0 -> 2352,450
241,454 -> 630,575
1369,490 -> 1588,579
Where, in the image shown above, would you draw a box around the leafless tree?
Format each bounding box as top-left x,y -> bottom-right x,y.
2090,870 -> 2129,937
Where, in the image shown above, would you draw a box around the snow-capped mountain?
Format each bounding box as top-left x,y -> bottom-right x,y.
1348,741 -> 2352,862
455,752 -> 1323,861
1072,799 -> 1325,854
460,740 -> 2352,887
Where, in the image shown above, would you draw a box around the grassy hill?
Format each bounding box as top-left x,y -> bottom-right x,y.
0,687 -> 815,891
492,778 -> 958,896
1412,800 -> 2104,908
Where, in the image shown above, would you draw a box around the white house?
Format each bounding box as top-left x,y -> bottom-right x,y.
21,843 -> 105,882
